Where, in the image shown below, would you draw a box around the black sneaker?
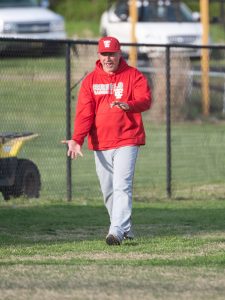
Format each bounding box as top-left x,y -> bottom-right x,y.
106,234 -> 121,246
124,230 -> 134,240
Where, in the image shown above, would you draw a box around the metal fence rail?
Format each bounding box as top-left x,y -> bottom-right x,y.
0,37 -> 225,201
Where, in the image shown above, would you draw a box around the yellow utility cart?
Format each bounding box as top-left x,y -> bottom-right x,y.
0,132 -> 41,200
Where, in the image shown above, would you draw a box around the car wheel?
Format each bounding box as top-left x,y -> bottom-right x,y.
12,159 -> 41,199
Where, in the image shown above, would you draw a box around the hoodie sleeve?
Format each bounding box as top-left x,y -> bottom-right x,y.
72,78 -> 95,146
128,69 -> 152,113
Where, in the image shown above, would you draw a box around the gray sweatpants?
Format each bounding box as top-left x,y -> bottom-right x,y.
94,146 -> 139,241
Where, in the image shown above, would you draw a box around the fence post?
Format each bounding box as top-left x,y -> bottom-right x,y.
66,42 -> 72,201
165,46 -> 172,198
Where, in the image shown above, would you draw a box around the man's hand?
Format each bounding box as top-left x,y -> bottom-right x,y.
110,101 -> 130,111
61,139 -> 83,159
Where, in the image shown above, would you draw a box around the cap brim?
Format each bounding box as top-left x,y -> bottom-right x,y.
98,50 -> 120,53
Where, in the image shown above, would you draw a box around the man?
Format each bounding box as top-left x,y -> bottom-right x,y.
63,36 -> 151,245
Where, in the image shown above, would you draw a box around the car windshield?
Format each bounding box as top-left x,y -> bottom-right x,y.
0,0 -> 38,8
115,1 -> 195,23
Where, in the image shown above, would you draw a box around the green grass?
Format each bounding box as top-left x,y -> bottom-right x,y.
210,24 -> 225,43
0,198 -> 225,299
66,20 -> 101,38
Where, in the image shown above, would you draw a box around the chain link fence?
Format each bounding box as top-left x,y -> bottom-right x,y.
0,38 -> 225,202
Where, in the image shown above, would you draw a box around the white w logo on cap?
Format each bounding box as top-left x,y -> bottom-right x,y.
103,40 -> 111,48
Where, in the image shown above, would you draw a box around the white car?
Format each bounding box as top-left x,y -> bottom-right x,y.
0,0 -> 66,40
100,0 -> 203,57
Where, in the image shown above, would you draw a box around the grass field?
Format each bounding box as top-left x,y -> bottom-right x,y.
0,198 -> 225,299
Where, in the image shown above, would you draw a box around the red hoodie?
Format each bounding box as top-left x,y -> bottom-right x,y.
72,57 -> 151,150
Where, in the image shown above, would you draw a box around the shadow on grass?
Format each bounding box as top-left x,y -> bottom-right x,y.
0,201 -> 224,245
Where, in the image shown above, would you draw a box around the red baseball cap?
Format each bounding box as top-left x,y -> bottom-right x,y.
98,36 -> 121,53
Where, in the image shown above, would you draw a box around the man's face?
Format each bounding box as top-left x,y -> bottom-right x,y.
98,51 -> 121,74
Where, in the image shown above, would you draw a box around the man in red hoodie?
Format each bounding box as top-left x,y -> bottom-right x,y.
63,36 -> 151,245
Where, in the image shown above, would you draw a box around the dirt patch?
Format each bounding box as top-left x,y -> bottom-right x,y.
0,265 -> 225,300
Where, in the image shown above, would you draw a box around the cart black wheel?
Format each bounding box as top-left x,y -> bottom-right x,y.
13,159 -> 41,198
1,188 -> 11,201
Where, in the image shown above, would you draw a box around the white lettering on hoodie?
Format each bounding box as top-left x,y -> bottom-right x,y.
93,82 -> 123,99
